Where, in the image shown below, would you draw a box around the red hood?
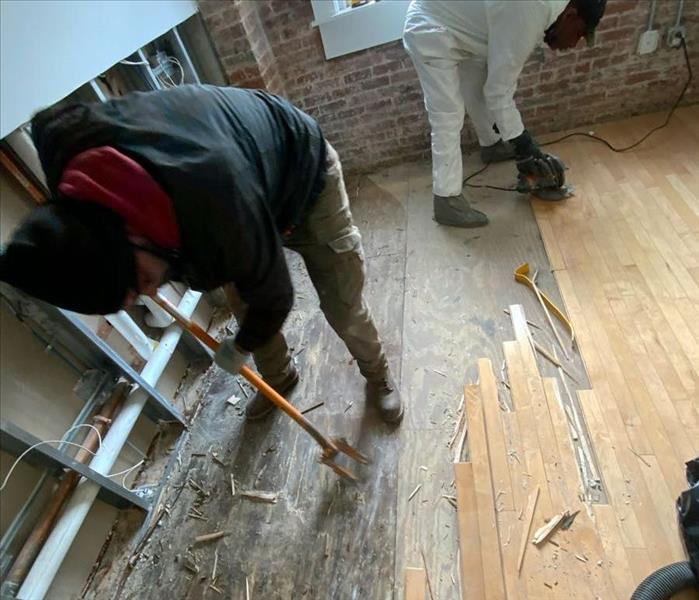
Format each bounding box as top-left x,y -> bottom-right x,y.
58,146 -> 180,249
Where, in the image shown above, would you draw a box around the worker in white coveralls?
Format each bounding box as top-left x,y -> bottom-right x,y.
403,0 -> 607,228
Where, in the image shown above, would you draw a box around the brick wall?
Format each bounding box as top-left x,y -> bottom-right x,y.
199,0 -> 698,173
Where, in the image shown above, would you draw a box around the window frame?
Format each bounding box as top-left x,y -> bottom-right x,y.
310,0 -> 411,60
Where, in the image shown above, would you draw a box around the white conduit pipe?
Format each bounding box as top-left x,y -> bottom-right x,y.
105,310 -> 154,360
18,290 -> 202,600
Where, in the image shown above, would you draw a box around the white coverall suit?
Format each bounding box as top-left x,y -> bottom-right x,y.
403,0 -> 568,198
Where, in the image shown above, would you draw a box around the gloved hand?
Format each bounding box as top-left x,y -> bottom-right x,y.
511,129 -> 544,160
214,337 -> 250,375
511,130 -> 566,192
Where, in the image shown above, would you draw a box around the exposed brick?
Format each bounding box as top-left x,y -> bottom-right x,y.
200,0 -> 699,173
344,69 -> 372,84
360,75 -> 389,91
626,71 -> 659,85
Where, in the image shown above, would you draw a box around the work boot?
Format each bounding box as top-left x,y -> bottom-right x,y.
480,139 -> 515,164
366,373 -> 404,424
245,368 -> 299,421
433,194 -> 489,228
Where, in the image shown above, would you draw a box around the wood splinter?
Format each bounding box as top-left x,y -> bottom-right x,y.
532,511 -> 569,545
194,531 -> 229,544
517,487 -> 540,574
240,490 -> 277,504
408,484 -> 422,502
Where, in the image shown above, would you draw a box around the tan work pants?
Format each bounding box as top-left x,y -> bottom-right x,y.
225,143 -> 388,386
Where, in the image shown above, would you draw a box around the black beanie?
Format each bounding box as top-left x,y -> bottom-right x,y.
0,200 -> 136,314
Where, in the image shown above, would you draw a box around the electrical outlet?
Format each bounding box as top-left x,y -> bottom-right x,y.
637,29 -> 660,55
667,25 -> 686,48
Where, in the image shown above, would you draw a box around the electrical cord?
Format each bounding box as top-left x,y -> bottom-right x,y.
0,423 -> 144,491
464,35 -> 691,191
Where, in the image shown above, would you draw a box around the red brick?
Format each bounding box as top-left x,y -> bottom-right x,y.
626,71 -> 659,85
344,69 -> 372,84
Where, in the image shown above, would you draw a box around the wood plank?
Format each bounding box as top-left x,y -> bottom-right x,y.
502,341 -> 574,598
541,379 -> 616,599
454,462 -> 485,600
580,389 -> 677,569
464,385 -> 507,600
478,358 -> 514,511
592,504 -> 638,600
405,567 -> 427,600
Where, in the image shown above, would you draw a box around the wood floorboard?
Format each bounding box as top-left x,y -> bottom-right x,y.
533,105 -> 698,588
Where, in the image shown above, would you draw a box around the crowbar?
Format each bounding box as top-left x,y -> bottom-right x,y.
514,263 -> 575,356
154,294 -> 369,481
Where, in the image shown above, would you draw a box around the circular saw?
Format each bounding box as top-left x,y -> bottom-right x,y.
516,154 -> 574,201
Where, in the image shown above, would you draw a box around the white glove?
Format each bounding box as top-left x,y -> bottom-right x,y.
214,337 -> 249,374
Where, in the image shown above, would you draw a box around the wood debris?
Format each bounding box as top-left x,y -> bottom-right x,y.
209,584 -> 223,594
575,554 -> 588,563
183,557 -> 199,574
237,380 -> 249,398
230,474 -> 236,496
240,490 -> 277,504
300,401 -> 324,415
532,340 -> 578,382
517,487 -> 540,573
194,531 -> 229,544
408,484 -> 422,502
561,510 -> 580,530
187,512 -> 208,521
225,395 -> 240,407
448,395 -> 465,448
246,576 -> 251,600
211,452 -> 226,467
441,494 -> 458,509
532,511 -> 568,545
500,360 -> 511,390
212,549 -> 219,582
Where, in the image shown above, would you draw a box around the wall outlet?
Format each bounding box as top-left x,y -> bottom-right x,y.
637,29 -> 660,55
667,25 -> 686,48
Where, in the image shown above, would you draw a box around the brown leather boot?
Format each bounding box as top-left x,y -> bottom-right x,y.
245,368 -> 299,421
366,373 -> 403,424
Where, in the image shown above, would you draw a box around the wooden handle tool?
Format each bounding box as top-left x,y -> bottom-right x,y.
154,294 -> 368,481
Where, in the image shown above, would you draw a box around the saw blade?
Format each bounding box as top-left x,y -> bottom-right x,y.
531,184 -> 575,201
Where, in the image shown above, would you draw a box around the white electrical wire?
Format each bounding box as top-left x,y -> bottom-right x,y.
106,459 -> 145,488
0,442 -> 96,492
1,422 -> 145,491
64,423 -> 103,450
120,59 -> 149,66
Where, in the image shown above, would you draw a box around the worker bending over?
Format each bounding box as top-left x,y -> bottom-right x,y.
0,85 -> 403,423
403,0 -> 607,227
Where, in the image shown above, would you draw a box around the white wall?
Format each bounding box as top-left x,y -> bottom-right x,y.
0,0 -> 198,138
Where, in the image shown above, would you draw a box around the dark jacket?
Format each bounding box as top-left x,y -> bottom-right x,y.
31,85 -> 327,351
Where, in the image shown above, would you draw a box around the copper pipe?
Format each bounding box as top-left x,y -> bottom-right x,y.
4,383 -> 128,590
0,148 -> 46,204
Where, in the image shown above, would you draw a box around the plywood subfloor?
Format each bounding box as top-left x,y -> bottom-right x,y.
84,149 -> 583,598
531,106 -> 699,590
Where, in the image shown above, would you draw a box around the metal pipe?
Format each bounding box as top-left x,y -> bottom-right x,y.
17,290 -> 201,599
675,0 -> 685,28
2,382 -> 127,596
647,0 -> 657,30
105,311 -> 153,361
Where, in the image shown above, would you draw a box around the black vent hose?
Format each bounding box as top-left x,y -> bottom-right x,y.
630,561 -> 697,600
